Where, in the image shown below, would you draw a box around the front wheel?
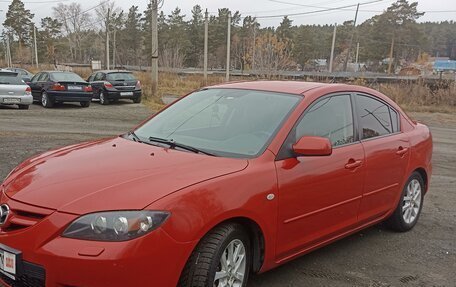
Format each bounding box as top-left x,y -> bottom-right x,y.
18,105 -> 29,110
179,223 -> 251,287
99,91 -> 109,105
385,172 -> 425,232
80,101 -> 91,108
133,96 -> 142,103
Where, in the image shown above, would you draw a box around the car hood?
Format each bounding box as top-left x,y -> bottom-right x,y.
3,137 -> 248,214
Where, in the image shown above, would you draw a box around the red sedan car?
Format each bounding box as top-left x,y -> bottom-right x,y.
0,81 -> 432,287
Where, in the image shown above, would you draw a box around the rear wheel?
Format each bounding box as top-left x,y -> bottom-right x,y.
80,101 -> 91,108
18,105 -> 29,110
385,172 -> 424,232
41,92 -> 53,108
99,91 -> 108,105
179,223 -> 251,287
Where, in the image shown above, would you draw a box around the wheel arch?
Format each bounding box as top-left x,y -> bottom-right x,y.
413,167 -> 428,193
200,216 -> 266,274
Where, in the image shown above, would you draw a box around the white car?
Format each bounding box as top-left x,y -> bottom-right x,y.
0,70 -> 33,109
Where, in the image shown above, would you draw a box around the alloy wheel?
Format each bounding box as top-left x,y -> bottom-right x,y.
402,179 -> 422,224
214,239 -> 247,287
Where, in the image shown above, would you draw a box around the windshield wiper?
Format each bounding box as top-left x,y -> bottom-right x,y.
148,136 -> 216,156
127,131 -> 143,143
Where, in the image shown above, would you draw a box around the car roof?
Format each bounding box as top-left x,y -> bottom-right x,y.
40,70 -> 76,73
94,70 -> 132,74
208,81 -> 345,95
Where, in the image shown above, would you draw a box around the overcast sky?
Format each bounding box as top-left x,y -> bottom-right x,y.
0,0 -> 455,28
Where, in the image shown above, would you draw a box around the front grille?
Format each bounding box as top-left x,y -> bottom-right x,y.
0,200 -> 52,233
0,261 -> 45,287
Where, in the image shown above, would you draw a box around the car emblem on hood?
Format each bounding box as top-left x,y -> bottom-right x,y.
0,204 -> 10,226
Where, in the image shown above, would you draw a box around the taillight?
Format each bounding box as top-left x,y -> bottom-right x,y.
104,82 -> 113,89
135,80 -> 141,90
52,83 -> 66,91
25,86 -> 32,95
84,85 -> 93,92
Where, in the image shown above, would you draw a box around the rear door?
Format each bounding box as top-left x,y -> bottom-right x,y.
275,94 -> 365,260
354,94 -> 410,223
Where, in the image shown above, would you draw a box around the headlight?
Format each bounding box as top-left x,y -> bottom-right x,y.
62,211 -> 170,241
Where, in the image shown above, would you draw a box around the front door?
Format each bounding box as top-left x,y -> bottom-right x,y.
275,94 -> 365,261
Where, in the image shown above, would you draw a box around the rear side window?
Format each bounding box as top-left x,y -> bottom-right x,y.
296,94 -> 355,147
356,95 -> 394,139
31,73 -> 41,82
390,108 -> 399,133
94,73 -> 104,81
38,73 -> 49,82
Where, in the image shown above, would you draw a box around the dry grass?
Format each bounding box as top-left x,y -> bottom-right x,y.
15,64 -> 456,114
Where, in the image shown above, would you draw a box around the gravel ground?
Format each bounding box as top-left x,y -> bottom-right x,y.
0,102 -> 455,287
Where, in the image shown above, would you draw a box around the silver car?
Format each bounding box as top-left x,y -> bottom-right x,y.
0,70 -> 33,109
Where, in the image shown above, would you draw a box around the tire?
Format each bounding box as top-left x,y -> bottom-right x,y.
18,105 -> 29,110
133,96 -> 142,104
99,91 -> 109,105
385,172 -> 425,232
80,101 -> 91,108
41,92 -> 54,108
179,223 -> 251,287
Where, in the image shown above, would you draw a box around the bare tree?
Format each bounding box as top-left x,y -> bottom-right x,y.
53,2 -> 90,62
96,0 -> 122,68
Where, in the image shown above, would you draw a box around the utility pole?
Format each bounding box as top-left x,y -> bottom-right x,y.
329,23 -> 337,73
6,35 -> 12,67
203,9 -> 208,85
343,3 -> 359,72
34,25 -> 39,68
113,28 -> 116,69
225,12 -> 231,82
387,34 -> 395,75
355,42 -> 360,71
106,8 -> 110,70
252,20 -> 256,73
151,0 -> 159,97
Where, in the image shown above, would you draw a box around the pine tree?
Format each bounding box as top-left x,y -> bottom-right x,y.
3,0 -> 34,60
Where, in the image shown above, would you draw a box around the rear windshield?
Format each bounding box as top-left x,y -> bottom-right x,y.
51,72 -> 85,82
106,72 -> 136,81
0,73 -> 25,85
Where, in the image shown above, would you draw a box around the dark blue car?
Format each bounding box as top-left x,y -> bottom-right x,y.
28,71 -> 93,108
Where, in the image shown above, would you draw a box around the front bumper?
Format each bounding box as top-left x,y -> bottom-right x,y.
47,91 -> 92,103
0,198 -> 195,287
0,95 -> 33,106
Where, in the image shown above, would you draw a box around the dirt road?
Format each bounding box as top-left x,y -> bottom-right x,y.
0,102 -> 455,286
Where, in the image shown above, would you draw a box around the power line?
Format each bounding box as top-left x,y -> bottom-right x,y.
245,0 -> 385,19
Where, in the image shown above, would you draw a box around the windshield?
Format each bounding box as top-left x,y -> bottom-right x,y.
106,73 -> 136,81
51,72 -> 85,82
134,88 -> 300,158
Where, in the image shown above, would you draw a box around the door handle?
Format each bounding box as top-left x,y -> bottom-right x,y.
345,159 -> 362,169
396,146 -> 409,156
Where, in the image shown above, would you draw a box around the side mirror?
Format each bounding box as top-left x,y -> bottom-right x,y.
292,136 -> 332,157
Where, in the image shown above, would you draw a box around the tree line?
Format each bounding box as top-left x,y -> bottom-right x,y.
1,0 -> 455,73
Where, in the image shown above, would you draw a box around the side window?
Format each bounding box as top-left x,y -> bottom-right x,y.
40,73 -> 49,82
390,108 -> 399,133
356,95 -> 393,139
94,73 -> 104,81
295,94 -> 355,147
31,73 -> 41,83
87,73 -> 95,82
